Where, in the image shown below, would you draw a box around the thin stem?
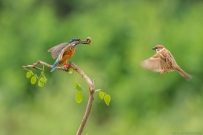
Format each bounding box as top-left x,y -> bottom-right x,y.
76,90 -> 94,135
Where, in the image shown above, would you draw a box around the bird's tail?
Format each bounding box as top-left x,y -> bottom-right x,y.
50,59 -> 60,72
176,67 -> 192,81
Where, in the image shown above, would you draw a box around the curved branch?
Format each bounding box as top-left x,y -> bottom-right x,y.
22,60 -> 95,135
69,62 -> 95,135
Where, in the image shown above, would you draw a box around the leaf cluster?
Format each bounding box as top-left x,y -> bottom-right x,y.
97,90 -> 111,106
25,69 -> 47,87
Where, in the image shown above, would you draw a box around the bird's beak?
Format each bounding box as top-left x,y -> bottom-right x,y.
71,37 -> 92,49
152,47 -> 156,50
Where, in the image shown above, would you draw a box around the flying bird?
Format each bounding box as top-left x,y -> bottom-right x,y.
141,45 -> 192,81
48,37 -> 91,72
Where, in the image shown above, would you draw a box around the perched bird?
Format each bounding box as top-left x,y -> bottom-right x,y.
141,45 -> 192,81
48,37 -> 91,72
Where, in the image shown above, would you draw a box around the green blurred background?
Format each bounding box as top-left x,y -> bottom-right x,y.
0,0 -> 203,134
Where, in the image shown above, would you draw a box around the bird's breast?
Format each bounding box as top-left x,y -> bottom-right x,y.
59,47 -> 76,65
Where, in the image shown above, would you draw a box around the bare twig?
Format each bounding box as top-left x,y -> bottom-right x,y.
22,60 -> 67,71
22,60 -> 95,135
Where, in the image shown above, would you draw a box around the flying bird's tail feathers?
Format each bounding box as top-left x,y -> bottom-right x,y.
176,67 -> 192,81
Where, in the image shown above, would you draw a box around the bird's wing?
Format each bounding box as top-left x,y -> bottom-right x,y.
58,44 -> 73,60
48,43 -> 68,59
58,43 -> 75,60
141,53 -> 171,72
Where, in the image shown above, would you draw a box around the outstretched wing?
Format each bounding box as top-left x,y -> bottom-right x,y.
48,43 -> 68,59
141,53 -> 171,72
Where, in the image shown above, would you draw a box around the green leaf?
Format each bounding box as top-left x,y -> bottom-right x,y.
104,94 -> 111,106
68,68 -> 73,74
38,76 -> 47,87
76,91 -> 83,103
40,77 -> 47,83
38,80 -> 44,87
74,82 -> 83,91
26,71 -> 32,78
30,76 -> 37,84
99,91 -> 105,99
